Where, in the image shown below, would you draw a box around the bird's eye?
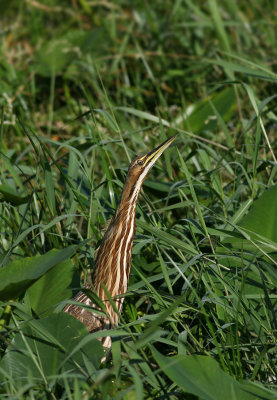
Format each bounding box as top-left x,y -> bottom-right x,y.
137,159 -> 144,165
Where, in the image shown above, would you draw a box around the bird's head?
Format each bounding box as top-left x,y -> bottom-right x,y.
124,135 -> 177,199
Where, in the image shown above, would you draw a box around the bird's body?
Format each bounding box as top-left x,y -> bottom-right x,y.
64,136 -> 176,346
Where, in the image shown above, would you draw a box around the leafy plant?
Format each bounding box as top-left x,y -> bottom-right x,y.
0,0 -> 276,398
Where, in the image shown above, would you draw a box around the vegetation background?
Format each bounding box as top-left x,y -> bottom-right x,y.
0,1 -> 276,399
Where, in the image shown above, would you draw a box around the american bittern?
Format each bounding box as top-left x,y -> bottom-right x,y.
64,135 -> 176,347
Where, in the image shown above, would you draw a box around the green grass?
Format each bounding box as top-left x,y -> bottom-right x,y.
0,1 -> 277,399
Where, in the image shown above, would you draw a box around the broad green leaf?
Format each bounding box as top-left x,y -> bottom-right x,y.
173,87 -> 236,134
239,185 -> 277,242
26,259 -> 79,316
223,185 -> 277,252
0,246 -> 77,301
183,87 -> 236,133
0,313 -> 103,385
153,349 -> 275,400
0,184 -> 29,205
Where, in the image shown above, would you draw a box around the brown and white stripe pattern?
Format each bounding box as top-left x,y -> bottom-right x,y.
63,174 -> 142,347
64,135 -> 176,348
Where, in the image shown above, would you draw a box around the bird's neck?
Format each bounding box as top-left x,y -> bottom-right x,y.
92,177 -> 141,304
114,187 -> 140,229
115,173 -> 144,217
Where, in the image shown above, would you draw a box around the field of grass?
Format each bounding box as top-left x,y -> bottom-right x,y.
0,1 -> 276,399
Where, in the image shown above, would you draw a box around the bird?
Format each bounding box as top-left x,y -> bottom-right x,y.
64,135 -> 176,347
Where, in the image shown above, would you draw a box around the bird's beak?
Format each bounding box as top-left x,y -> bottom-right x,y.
141,134 -> 177,168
